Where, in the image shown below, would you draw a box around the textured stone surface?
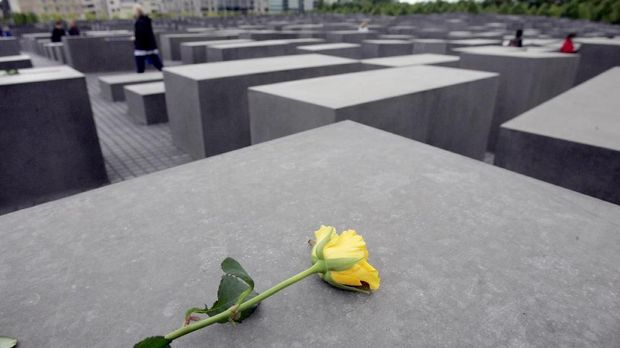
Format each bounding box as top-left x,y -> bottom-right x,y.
325,30 -> 378,43
163,54 -> 365,159
412,39 -> 448,54
1,121 -> 619,347
457,46 -> 580,150
574,37 -> 620,85
361,39 -> 413,58
0,54 -> 33,69
496,67 -> 620,205
180,39 -> 253,64
63,36 -> 135,73
0,37 -> 21,56
249,66 -> 498,159
98,71 -> 163,102
206,40 -> 294,61
361,53 -> 460,68
0,66 -> 108,213
160,33 -> 236,61
124,81 -> 168,125
296,42 -> 362,59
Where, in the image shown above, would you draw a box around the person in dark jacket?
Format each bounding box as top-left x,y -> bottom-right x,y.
68,20 -> 80,36
51,20 -> 66,43
508,29 -> 523,47
133,4 -> 163,73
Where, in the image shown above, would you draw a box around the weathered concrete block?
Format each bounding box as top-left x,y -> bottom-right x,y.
0,66 -> 107,213
361,53 -> 460,69
2,121 -> 619,347
0,37 -> 21,57
163,54 -> 365,159
206,40 -> 293,62
249,66 -> 498,159
496,67 -> 620,205
574,38 -> 620,85
361,39 -> 413,58
160,33 -> 237,61
412,39 -> 448,54
447,39 -> 502,53
124,82 -> 168,125
239,30 -> 300,41
180,39 -> 253,64
98,71 -> 163,102
325,30 -> 378,43
296,42 -> 362,59
63,36 -> 135,73
0,54 -> 33,70
457,46 -> 580,150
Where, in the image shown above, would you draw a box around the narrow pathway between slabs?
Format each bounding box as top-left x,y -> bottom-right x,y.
29,53 -> 192,183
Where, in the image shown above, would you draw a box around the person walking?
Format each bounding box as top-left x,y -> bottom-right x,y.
133,4 -> 163,73
51,20 -> 66,43
68,20 -> 80,36
560,33 -> 577,53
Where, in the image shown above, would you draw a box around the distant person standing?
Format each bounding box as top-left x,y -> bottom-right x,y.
133,4 -> 163,73
358,20 -> 369,32
560,33 -> 577,53
68,20 -> 80,36
508,29 -> 523,47
2,26 -> 12,36
51,20 -> 66,43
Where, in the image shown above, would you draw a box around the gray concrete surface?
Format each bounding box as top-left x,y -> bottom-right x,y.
0,54 -> 33,69
0,66 -> 108,213
249,66 -> 498,159
124,81 -> 168,125
180,39 -> 253,64
325,30 -> 378,43
361,39 -> 413,58
0,37 -> 21,56
163,54 -> 365,159
496,67 -> 620,205
160,32 -> 237,61
206,40 -> 294,62
63,36 -> 135,73
361,53 -> 460,69
296,42 -> 362,59
98,71 -> 163,102
1,121 -> 619,347
457,46 -> 580,150
574,38 -> 620,85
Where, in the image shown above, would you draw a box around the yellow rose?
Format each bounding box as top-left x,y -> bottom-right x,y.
311,225 -> 380,292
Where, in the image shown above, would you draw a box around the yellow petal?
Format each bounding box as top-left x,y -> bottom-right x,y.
323,229 -> 368,261
330,259 -> 380,290
312,225 -> 336,259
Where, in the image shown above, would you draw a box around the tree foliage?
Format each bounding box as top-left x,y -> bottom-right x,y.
316,0 -> 620,24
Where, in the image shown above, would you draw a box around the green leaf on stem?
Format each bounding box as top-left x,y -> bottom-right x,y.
0,336 -> 17,348
221,257 -> 254,289
133,336 -> 171,348
205,274 -> 259,323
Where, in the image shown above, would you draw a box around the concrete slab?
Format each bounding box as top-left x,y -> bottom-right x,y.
574,37 -> 620,85
163,54 -> 365,159
160,33 -> 238,61
412,39 -> 448,54
124,81 -> 168,125
1,121 -> 619,347
180,39 -> 253,64
496,67 -> 620,205
0,37 -> 21,56
296,42 -> 362,59
361,53 -> 460,69
63,36 -> 135,73
249,66 -> 498,159
98,71 -> 164,102
0,66 -> 107,213
206,40 -> 294,62
361,39 -> 413,58
457,46 -> 580,150
0,54 -> 33,70
326,30 -> 378,43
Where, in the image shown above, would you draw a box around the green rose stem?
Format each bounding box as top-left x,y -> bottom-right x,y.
164,261 -> 326,341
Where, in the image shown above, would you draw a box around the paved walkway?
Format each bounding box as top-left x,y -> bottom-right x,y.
29,53 -> 192,184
